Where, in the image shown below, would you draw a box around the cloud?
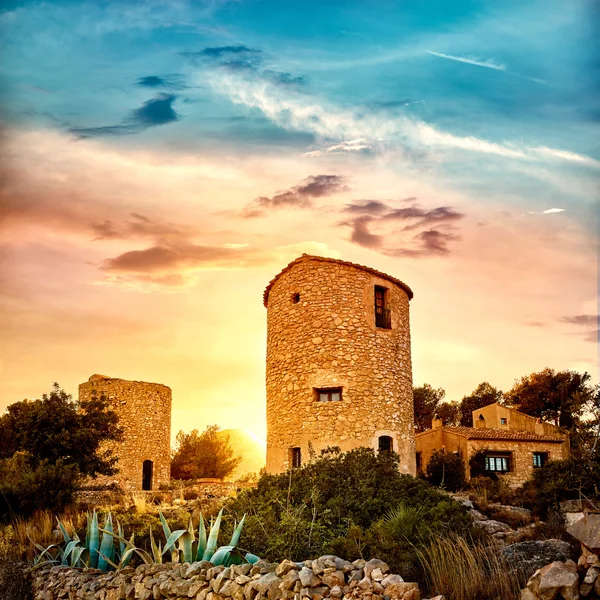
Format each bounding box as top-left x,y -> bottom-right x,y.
241,174 -> 347,217
559,314 -> 599,344
208,69 -> 600,168
137,76 -> 168,88
198,45 -> 261,59
302,138 -> 373,157
70,93 -> 179,138
426,50 -> 506,71
90,213 -> 196,242
340,199 -> 464,257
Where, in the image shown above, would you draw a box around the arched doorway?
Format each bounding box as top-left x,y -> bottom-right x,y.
142,460 -> 153,490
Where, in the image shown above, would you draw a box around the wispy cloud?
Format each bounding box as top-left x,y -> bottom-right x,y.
302,138 -> 373,157
426,50 -> 506,71
207,69 -> 600,168
559,314 -> 599,344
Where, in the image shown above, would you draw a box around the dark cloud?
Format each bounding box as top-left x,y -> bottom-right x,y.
341,199 -> 464,257
559,314 -> 599,343
137,76 -> 167,87
560,315 -> 600,326
91,213 -> 195,242
70,94 -> 179,138
242,175 -> 348,217
198,45 -> 261,58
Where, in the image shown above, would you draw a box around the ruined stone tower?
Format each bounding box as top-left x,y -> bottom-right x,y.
264,255 -> 416,474
78,375 -> 171,491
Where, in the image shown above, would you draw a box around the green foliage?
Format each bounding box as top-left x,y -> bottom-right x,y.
517,449 -> 600,518
413,385 -> 446,433
224,448 -> 472,573
425,449 -> 467,492
436,401 -> 460,427
504,368 -> 595,440
171,425 -> 242,480
458,382 -> 504,427
0,384 -> 122,521
468,449 -> 496,480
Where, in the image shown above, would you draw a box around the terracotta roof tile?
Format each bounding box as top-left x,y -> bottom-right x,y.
442,427 -> 566,443
263,254 -> 414,307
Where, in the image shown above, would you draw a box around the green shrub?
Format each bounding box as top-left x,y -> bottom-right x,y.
425,449 -> 467,492
224,448 -> 473,573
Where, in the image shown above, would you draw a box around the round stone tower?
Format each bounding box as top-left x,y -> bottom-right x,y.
78,374 -> 171,491
264,254 -> 415,474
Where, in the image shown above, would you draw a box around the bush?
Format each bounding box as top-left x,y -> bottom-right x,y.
224,448 -> 473,574
426,450 -> 467,492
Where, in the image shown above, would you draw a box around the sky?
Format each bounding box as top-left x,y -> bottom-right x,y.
0,0 -> 598,445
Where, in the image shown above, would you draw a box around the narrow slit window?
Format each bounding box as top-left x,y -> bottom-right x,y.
315,387 -> 343,402
378,435 -> 393,452
290,447 -> 301,469
374,286 -> 391,329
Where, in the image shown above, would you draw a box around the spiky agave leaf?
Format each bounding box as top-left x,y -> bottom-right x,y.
88,510 -> 100,569
202,508 -> 224,561
56,518 -> 71,544
178,531 -> 193,564
97,513 -> 115,572
228,515 -> 246,547
149,527 -> 162,564
163,530 -> 188,562
210,545 -> 246,567
244,552 -> 260,565
196,512 -> 207,561
159,511 -> 172,540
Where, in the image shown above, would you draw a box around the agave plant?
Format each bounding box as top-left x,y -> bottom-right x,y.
30,511 -> 136,572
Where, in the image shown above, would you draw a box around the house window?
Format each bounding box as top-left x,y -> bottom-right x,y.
315,387 -> 342,402
290,447 -> 301,469
374,286 -> 391,329
533,452 -> 548,468
142,460 -> 153,491
500,418 -> 507,425
292,292 -> 301,304
416,452 -> 423,473
485,453 -> 511,472
378,435 -> 393,452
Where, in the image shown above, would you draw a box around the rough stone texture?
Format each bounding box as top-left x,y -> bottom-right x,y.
502,540 -> 575,582
79,374 -> 171,491
568,515 -> 600,553
526,560 -> 580,600
30,556 -> 421,600
474,519 -> 514,535
264,255 -> 415,474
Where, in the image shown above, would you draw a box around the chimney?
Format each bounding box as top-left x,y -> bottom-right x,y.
432,415 -> 443,429
475,414 -> 486,428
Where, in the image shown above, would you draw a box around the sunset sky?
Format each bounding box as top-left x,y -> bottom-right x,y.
1,0 -> 598,445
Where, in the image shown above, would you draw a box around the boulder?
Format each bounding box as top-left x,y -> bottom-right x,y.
580,566 -> 599,598
475,519 -> 513,535
502,539 -> 574,581
298,568 -> 321,588
526,560 -> 579,600
384,581 -> 421,600
364,559 -> 390,579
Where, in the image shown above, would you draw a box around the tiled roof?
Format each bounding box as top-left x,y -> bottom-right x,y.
263,254 -> 414,307
442,427 -> 566,443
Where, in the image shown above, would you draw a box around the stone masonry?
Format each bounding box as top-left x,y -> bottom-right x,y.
78,374 -> 172,491
264,255 -> 416,474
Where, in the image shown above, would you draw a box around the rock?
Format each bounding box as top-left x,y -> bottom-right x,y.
520,589 -> 537,600
384,582 -> 420,600
276,561 -> 299,577
580,566 -> 599,597
370,568 -> 384,582
474,519 -> 513,535
468,509 -> 488,521
280,570 -> 300,591
526,560 -> 579,600
364,559 -> 390,579
578,545 -> 600,569
329,586 -> 343,598
452,495 -> 474,509
298,568 -> 321,588
381,574 -> 404,587
489,503 -> 532,518
321,570 -> 345,588
253,573 -> 283,598
334,558 -> 354,573
502,539 -> 574,581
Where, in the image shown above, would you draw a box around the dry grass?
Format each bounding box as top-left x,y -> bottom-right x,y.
417,534 -> 522,600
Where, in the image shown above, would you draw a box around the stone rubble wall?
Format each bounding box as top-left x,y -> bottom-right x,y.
31,556 -> 422,600
78,375 -> 172,491
265,256 -> 415,474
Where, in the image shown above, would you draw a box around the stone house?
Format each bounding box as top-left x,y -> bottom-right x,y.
415,403 -> 570,487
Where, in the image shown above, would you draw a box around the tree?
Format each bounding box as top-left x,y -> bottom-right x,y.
505,368 -> 594,432
425,449 -> 467,492
0,383 -> 122,519
458,382 -> 504,426
413,384 -> 446,432
171,425 -> 241,480
437,401 -> 460,427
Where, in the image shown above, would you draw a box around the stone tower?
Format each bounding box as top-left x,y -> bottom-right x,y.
264,255 -> 415,474
78,375 -> 171,491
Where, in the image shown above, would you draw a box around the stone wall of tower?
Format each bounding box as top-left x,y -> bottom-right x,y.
264,256 -> 415,474
78,375 -> 171,491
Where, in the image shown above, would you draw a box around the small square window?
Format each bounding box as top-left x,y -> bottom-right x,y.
315,387 -> 343,402
500,418 -> 507,425
533,452 -> 548,468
